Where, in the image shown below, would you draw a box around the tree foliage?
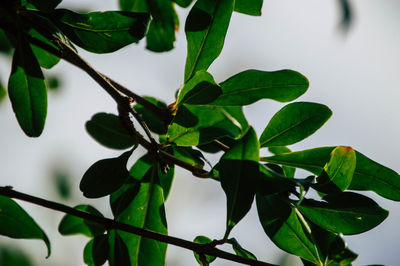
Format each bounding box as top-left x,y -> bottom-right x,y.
0,0 -> 398,265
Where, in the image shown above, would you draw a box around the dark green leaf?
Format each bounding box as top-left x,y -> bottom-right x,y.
29,28 -> 60,69
0,82 -> 6,103
8,33 -> 47,137
338,0 -> 352,31
0,196 -> 51,257
184,0 -> 234,81
193,236 -> 216,266
51,9 -> 150,53
234,0 -> 263,16
173,0 -> 194,8
113,169 -> 168,265
45,75 -> 61,91
172,145 -> 205,168
176,70 -> 221,106
268,146 -> 295,178
28,0 -> 61,12
220,127 -> 259,235
257,164 -> 297,195
197,136 -> 238,153
58,205 -> 106,237
298,192 -> 388,235
86,113 -> 136,150
53,169 -> 71,199
0,29 -> 13,54
262,146 -> 400,201
134,97 -> 168,134
210,70 -> 308,106
83,234 -> 109,266
119,0 -> 149,12
80,150 -> 132,198
227,238 -> 257,260
256,193 -> 321,264
0,246 -> 33,266
167,105 -> 245,146
259,102 -> 332,147
108,230 -> 131,266
145,0 -> 177,52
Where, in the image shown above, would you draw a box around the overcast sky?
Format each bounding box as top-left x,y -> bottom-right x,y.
0,1 -> 399,265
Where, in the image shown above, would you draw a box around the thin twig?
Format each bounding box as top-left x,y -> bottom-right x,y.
0,187 -> 275,266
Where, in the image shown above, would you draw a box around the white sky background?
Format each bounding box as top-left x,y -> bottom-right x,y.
0,0 -> 399,265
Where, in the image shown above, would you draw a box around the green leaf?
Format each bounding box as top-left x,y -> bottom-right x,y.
210,70 -> 308,106
298,192 -> 388,235
173,0 -> 194,8
119,0 -> 149,12
108,230 -> 131,266
234,0 -> 263,16
315,146 -> 356,193
0,82 -> 6,103
176,70 -> 221,106
134,97 -> 168,134
0,196 -> 51,257
53,169 -> 71,199
29,28 -> 60,69
172,145 -> 205,168
145,0 -> 177,52
261,146 -> 400,201
193,236 -> 216,266
58,205 -> 106,237
28,0 -> 61,12
184,0 -> 234,82
86,113 -> 136,150
112,169 -> 168,265
0,29 -> 13,54
8,33 -> 47,137
227,238 -> 257,260
83,234 -> 109,266
257,164 -> 297,195
220,127 -> 259,235
80,150 -> 132,198
256,193 -> 321,264
259,102 -> 332,147
268,146 -> 295,178
51,9 -> 150,53
0,246 -> 33,266
167,105 -> 245,146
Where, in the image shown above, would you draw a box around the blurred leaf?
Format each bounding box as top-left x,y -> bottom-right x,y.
184,0 -> 234,82
167,105 -> 244,146
256,193 -> 320,264
0,246 -> 33,266
0,29 -> 13,54
193,236 -> 216,265
0,82 -> 6,103
298,192 -> 388,235
80,150 -> 133,198
262,146 -> 400,201
53,170 -> 71,199
210,70 -> 308,106
51,9 -> 150,53
227,238 -> 257,260
119,0 -> 149,12
108,230 -> 131,266
58,205 -> 106,237
234,0 -> 263,16
28,0 -> 61,13
176,70 -> 221,106
8,33 -> 47,137
45,75 -> 61,91
113,169 -> 168,265
86,113 -> 136,150
220,127 -> 259,235
173,0 -> 194,8
83,234 -> 109,266
260,102 -> 332,147
134,97 -> 168,134
145,0 -> 177,52
0,195 -> 51,257
268,146 -> 295,178
338,0 -> 352,32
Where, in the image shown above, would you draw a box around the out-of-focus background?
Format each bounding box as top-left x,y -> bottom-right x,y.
0,0 -> 399,265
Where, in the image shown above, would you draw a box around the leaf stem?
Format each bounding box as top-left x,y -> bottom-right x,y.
0,187 -> 275,266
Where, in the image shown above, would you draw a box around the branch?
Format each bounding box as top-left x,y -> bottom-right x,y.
0,187 -> 275,266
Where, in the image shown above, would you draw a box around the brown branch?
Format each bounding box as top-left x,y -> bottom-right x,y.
0,187 -> 275,266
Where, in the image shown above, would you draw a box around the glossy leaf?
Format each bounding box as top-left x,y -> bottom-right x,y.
268,146 -> 295,178
262,146 -> 400,201
167,105 -> 245,146
234,0 -> 263,16
193,236 -> 216,265
184,0 -> 234,81
0,246 -> 33,266
145,0 -> 177,52
260,102 -> 332,147
83,234 -> 109,266
256,194 -> 320,264
134,97 -> 168,134
176,70 -> 221,106
113,169 -> 168,265
227,238 -> 257,260
0,196 -> 50,257
173,0 -> 194,8
210,70 -> 308,106
86,113 -> 136,150
58,205 -> 106,237
298,192 -> 388,235
220,127 -> 259,235
80,150 -> 132,198
28,0 -> 61,12
51,9 -> 150,53
8,34 -> 47,137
